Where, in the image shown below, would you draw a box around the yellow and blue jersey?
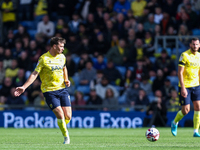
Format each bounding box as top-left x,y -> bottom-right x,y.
35,51 -> 66,93
178,49 -> 200,88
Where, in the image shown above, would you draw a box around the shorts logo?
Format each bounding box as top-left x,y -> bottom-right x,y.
50,104 -> 53,108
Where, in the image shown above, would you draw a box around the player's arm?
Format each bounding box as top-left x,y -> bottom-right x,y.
14,71 -> 39,97
178,66 -> 187,98
63,66 -> 70,87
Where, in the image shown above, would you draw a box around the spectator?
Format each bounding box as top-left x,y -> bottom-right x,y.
176,11 -> 192,31
78,0 -> 96,20
138,6 -> 150,23
140,76 -> 152,95
77,36 -> 93,55
152,69 -> 165,93
94,3 -> 104,26
103,88 -> 119,111
113,0 -> 130,16
65,53 -> 76,77
77,51 -> 92,71
90,70 -> 104,90
162,0 -> 177,17
22,35 -> 30,50
56,0 -> 71,23
129,38 -> 147,63
3,48 -> 13,69
0,96 -> 6,111
68,12 -> 81,34
119,69 -> 134,93
17,0 -> 33,21
5,86 -> 24,110
133,59 -> 148,82
33,91 -> 47,110
0,77 -> 13,97
93,54 -> 107,70
86,89 -> 102,110
4,30 -> 15,48
95,76 -> 119,99
178,24 -> 191,47
5,59 -> 19,78
143,31 -> 155,56
55,18 -> 64,33
103,60 -> 122,84
114,13 -> 125,38
160,11 -> 175,35
110,31 -> 119,48
167,90 -> 179,112
1,0 -> 17,36
14,25 -> 29,41
134,89 -> 150,112
94,32 -> 110,56
177,0 -> 191,13
160,78 -> 175,100
104,20 -> 115,44
106,39 -> 129,65
144,89 -> 168,127
17,51 -> 32,72
131,0 -> 147,18
191,0 -> 200,13
37,15 -> 55,38
34,0 -> 49,27
72,91 -> 86,110
185,2 -> 198,29
13,68 -> 26,87
85,13 -> 96,35
144,13 -> 156,33
79,61 -> 96,85
12,39 -> 23,59
27,78 -> 41,104
77,23 -> 89,41
104,0 -> 114,14
126,28 -> 136,48
154,49 -> 176,76
28,40 -> 42,64
61,24 -> 70,42
154,6 -> 163,24
65,33 -> 80,55
125,80 -> 142,106
135,23 -> 145,39
146,0 -> 161,14
0,60 -> 5,84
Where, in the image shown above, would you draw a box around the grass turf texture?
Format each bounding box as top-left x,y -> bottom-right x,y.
0,128 -> 200,150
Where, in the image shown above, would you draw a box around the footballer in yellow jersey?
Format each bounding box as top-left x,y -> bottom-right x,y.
14,37 -> 71,144
171,38 -> 200,137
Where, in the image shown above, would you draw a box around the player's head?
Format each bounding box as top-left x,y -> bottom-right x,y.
50,37 -> 66,54
190,37 -> 200,53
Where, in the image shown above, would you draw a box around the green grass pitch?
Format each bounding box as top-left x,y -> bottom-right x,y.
0,128 -> 200,150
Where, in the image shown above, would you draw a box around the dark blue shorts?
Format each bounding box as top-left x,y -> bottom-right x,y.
179,85 -> 200,106
43,88 -> 71,110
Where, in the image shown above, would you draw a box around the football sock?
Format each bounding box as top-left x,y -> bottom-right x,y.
57,119 -> 67,137
174,110 -> 185,124
193,111 -> 200,133
65,119 -> 70,125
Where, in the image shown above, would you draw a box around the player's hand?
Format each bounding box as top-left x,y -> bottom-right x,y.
65,80 -> 71,87
181,87 -> 187,98
14,86 -> 25,97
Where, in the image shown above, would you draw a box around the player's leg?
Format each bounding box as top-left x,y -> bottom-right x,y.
60,88 -> 72,144
193,101 -> 200,137
43,91 -> 68,143
191,86 -> 200,137
171,87 -> 191,136
62,106 -> 72,125
52,106 -> 68,137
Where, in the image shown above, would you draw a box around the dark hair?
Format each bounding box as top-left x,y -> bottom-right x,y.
50,37 -> 66,47
191,37 -> 199,42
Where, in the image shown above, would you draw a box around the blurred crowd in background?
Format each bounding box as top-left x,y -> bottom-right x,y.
0,0 -> 200,124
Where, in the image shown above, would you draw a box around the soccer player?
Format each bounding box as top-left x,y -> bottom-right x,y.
171,37 -> 200,137
14,37 -> 72,144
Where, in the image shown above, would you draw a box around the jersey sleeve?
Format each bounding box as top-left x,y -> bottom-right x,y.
178,53 -> 187,67
35,57 -> 44,73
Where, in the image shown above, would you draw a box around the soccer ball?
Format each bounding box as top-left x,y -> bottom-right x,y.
145,128 -> 160,142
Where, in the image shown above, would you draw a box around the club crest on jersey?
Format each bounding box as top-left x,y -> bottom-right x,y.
179,55 -> 183,61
